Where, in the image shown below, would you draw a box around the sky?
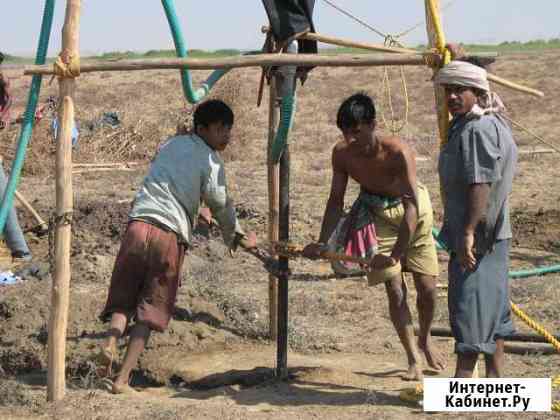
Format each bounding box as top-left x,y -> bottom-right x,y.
2,1 -> 559,56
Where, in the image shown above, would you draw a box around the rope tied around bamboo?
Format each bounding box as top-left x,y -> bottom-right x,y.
48,211 -> 73,274
53,49 -> 81,79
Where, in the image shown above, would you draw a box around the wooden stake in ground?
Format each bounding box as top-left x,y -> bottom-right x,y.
14,190 -> 48,232
267,76 -> 279,341
48,0 -> 80,402
277,144 -> 290,379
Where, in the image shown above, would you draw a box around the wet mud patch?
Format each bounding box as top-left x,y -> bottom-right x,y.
72,200 -> 130,241
0,349 -> 43,377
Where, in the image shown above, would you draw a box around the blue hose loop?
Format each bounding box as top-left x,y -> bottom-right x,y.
270,93 -> 296,163
431,228 -> 560,279
0,0 -> 55,234
161,0 -> 230,104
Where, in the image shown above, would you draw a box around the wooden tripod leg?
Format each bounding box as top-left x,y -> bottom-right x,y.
14,190 -> 48,231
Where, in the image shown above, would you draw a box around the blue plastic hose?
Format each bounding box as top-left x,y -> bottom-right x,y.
0,0 -> 55,234
161,0 -> 230,104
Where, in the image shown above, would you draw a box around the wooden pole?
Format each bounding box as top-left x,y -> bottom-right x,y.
276,145 -> 290,379
14,190 -> 48,231
47,0 -> 79,402
260,27 -> 498,58
421,326 -> 560,344
302,32 -> 419,55
487,73 -> 544,98
24,52 -> 544,99
267,77 -> 279,341
25,53 -> 428,75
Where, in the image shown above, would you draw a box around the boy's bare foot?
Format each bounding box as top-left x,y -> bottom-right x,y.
96,339 -> 118,376
402,363 -> 423,381
418,340 -> 446,371
111,382 -> 139,395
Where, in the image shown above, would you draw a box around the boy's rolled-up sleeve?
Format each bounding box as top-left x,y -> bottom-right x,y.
201,158 -> 244,248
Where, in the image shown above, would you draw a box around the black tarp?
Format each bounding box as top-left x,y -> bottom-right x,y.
261,0 -> 317,55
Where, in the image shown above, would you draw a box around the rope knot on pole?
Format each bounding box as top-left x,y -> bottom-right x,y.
54,49 -> 81,79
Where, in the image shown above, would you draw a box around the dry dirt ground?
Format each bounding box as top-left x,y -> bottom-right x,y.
1,50 -> 560,419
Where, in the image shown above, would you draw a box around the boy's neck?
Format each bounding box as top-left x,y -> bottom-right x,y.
194,130 -> 216,151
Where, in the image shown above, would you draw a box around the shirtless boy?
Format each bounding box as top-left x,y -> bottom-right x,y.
304,93 -> 444,379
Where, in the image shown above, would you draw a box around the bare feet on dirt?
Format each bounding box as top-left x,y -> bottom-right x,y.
111,382 -> 139,395
402,363 -> 423,381
418,340 -> 446,372
96,339 -> 118,376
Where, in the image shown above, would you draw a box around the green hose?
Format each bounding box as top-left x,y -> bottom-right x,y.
0,0 -> 55,234
432,228 -> 560,279
432,227 -> 448,252
271,94 -> 297,163
509,264 -> 560,279
161,0 -> 230,104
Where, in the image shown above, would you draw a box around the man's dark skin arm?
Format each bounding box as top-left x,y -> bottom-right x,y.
459,183 -> 490,270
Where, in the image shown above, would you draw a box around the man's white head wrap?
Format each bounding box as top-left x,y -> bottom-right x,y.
434,60 -> 505,118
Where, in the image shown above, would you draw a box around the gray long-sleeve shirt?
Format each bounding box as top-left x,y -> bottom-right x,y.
438,113 -> 517,254
129,133 -> 242,246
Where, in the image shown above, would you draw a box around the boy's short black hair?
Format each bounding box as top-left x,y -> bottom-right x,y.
193,99 -> 234,131
336,92 -> 376,131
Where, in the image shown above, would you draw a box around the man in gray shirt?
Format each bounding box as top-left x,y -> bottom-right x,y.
98,100 -> 256,394
435,59 -> 517,378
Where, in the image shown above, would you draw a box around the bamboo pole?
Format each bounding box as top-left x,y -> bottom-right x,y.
24,49 -> 543,99
307,33 -> 542,98
263,27 -> 542,99
422,326 -> 560,344
487,73 -> 544,98
301,32 -> 418,55
72,167 -> 136,175
267,77 -> 279,341
25,53 -> 428,75
47,0 -> 79,402
425,0 -> 449,148
261,26 -> 499,58
302,32 -> 500,59
72,161 -> 144,168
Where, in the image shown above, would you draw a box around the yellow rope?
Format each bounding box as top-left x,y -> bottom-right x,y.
53,50 -> 80,79
510,302 -> 560,351
378,38 -> 410,135
399,384 -> 423,404
509,301 -> 560,412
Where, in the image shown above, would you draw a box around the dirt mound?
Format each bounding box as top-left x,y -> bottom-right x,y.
72,200 -> 130,241
511,208 -> 560,251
